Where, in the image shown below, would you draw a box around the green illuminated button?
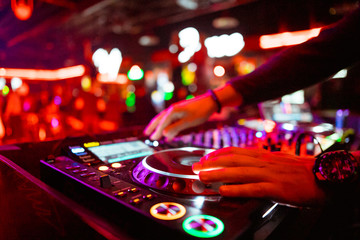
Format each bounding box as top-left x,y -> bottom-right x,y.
182,215 -> 224,238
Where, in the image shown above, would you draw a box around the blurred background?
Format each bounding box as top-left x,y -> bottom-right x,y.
0,0 -> 359,144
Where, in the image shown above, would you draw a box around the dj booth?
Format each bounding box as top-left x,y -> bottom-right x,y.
0,116 -> 352,240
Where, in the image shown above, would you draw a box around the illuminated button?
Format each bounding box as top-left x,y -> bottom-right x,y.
84,141 -> 100,148
130,197 -> 142,205
150,202 -> 186,220
111,163 -> 122,168
80,172 -> 96,178
182,215 -> 224,238
143,194 -> 155,200
75,152 -> 87,156
73,168 -> 87,173
82,158 -> 95,163
65,165 -> 80,170
98,165 -> 109,171
70,147 -> 85,154
128,187 -> 139,193
114,191 -> 127,198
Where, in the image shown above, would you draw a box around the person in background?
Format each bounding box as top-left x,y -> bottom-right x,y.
144,7 -> 360,207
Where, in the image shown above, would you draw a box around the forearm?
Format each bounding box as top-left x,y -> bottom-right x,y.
228,7 -> 360,105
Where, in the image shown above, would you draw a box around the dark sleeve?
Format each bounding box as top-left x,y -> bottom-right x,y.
228,7 -> 360,105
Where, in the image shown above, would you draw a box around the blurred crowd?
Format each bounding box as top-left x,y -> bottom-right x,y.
0,79 -> 156,145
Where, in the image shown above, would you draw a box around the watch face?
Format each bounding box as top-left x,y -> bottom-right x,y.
318,151 -> 357,183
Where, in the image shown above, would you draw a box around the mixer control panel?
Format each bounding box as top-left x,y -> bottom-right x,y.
40,121 -> 339,239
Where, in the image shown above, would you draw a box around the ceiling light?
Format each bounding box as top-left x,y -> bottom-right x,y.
212,16 -> 239,29
139,35 -> 160,46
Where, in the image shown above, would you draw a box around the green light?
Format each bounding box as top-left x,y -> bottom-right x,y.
127,65 -> 144,80
2,85 -> 9,96
126,92 -> 136,107
182,215 -> 224,238
186,95 -> 194,100
164,92 -> 173,101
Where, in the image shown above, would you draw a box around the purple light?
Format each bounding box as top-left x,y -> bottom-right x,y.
23,100 -> 31,112
54,96 -> 62,105
51,118 -> 59,128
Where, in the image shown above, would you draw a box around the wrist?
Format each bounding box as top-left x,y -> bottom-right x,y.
210,84 -> 244,109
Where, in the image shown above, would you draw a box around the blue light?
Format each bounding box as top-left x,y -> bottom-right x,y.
71,147 -> 85,154
255,131 -> 263,138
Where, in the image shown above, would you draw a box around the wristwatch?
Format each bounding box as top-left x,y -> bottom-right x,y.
313,150 -> 359,184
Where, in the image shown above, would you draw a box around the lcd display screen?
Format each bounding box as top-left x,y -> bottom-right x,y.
87,140 -> 154,163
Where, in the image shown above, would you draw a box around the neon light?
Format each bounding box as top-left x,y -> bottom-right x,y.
259,28 -> 321,49
0,65 -> 85,80
182,215 -> 224,238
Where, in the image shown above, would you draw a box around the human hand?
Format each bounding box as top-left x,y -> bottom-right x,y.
144,93 -> 217,141
192,147 -> 327,207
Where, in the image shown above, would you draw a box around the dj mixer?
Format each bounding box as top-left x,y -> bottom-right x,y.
40,119 -> 343,239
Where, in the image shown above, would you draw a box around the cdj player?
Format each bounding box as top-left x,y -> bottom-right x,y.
40,121 -> 344,239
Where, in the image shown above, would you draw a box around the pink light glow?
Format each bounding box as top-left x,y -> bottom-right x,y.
259,28 -> 321,49
0,65 -> 85,80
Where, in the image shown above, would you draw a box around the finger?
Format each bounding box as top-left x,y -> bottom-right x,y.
199,167 -> 269,184
150,107 -> 183,140
219,183 -> 274,199
143,111 -> 166,136
163,117 -> 203,141
193,155 -> 263,172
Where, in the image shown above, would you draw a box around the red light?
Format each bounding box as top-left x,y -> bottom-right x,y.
0,65 -> 85,80
260,28 -> 321,49
11,0 -> 33,21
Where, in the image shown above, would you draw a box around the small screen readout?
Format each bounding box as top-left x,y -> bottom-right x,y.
87,140 -> 154,163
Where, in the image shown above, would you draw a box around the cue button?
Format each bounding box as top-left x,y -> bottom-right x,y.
150,202 -> 186,220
